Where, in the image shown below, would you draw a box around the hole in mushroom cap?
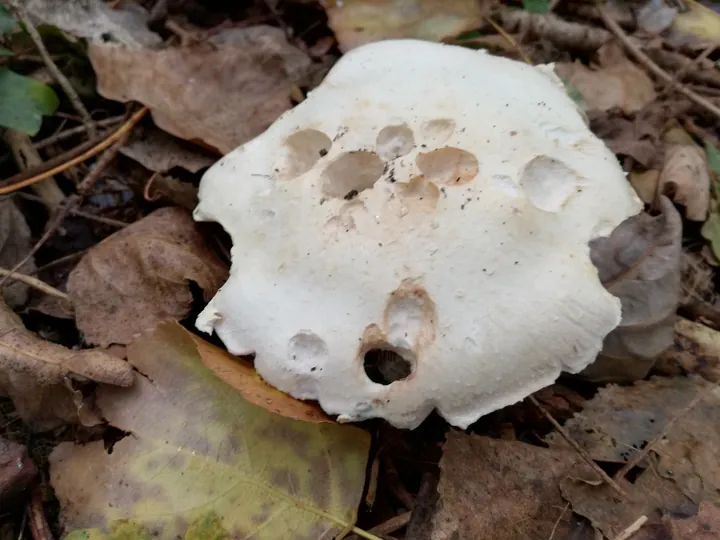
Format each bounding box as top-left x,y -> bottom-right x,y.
321,151 -> 385,198
275,129 -> 332,181
416,147 -> 479,186
376,124 -> 415,161
519,156 -> 581,212
363,348 -> 413,385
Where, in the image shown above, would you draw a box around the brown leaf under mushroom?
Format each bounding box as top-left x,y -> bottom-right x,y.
67,207 -> 228,347
0,200 -> 36,308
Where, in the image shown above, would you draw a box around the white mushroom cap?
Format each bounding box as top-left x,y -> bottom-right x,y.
194,39 -> 643,429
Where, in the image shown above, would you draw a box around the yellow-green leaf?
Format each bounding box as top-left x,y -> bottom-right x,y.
0,68 -> 59,135
702,211 -> 720,261
50,321 -> 371,540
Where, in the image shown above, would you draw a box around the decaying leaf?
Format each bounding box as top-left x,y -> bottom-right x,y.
188,328 -> 331,423
67,207 -> 228,347
324,0 -> 491,52
0,436 -> 37,506
629,169 -> 660,203
50,321 -> 370,540
89,26 -> 313,154
0,299 -> 132,431
0,199 -> 36,308
548,377 -> 720,538
659,143 -> 710,221
656,318 -> 720,382
555,42 -> 657,115
23,0 -> 161,47
431,433 -> 594,540
119,127 -> 215,174
667,0 -> 720,49
584,197 -> 682,382
666,501 -> 720,539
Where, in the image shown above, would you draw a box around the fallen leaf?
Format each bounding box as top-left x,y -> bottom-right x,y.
23,0 -> 161,47
142,174 -> 199,211
666,501 -> 720,539
0,436 -> 37,506
188,329 -> 332,423
583,197 -> 682,382
637,0 -> 678,34
50,321 -> 370,539
0,67 -> 59,135
89,26 -> 313,154
555,42 -> 657,115
0,299 -> 132,431
119,127 -> 215,174
656,318 -> 720,382
629,169 -> 660,203
667,0 -> 720,49
547,377 -> 720,537
67,207 -> 228,347
0,199 -> 36,308
701,208 -> 720,261
659,143 -> 709,221
324,0 -> 491,52
431,433 -> 594,540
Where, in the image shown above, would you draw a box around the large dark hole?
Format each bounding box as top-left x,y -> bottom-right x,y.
363,348 -> 412,385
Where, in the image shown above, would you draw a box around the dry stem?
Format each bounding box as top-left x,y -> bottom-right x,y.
3,131 -> 64,206
0,267 -> 68,300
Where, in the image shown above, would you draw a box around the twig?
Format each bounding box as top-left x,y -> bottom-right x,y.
484,15 -> 532,64
384,457 -> 414,509
27,487 -> 53,540
613,381 -> 718,480
35,116 -> 125,149
345,512 -> 411,540
11,2 -> 95,138
3,130 -> 65,206
0,107 -> 148,195
656,44 -> 717,99
31,251 -> 85,275
597,5 -> 720,121
549,503 -> 569,540
0,267 -> 68,299
528,395 -> 628,498
499,9 -> 611,51
14,192 -> 129,228
0,119 -> 137,290
612,516 -> 648,540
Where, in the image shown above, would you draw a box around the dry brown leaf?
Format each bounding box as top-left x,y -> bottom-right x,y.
629,169 -> 660,203
324,0 -> 491,52
659,143 -> 710,221
431,433 -> 594,540
555,42 -> 657,115
547,377 -> 720,538
67,207 -> 228,347
0,299 -> 132,431
120,126 -> 215,174
656,318 -> 720,382
0,436 -> 37,506
89,26 -> 312,154
188,327 -> 332,423
583,197 -> 682,382
666,501 -> 720,539
0,200 -> 36,308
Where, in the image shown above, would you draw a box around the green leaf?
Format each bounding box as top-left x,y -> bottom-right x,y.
523,0 -> 549,13
0,5 -> 16,36
0,47 -> 13,56
0,68 -> 59,135
701,210 -> 720,260
705,141 -> 720,176
50,322 -> 372,540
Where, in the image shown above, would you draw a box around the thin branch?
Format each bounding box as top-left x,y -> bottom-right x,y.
484,15 -> 532,64
11,1 -> 96,138
31,251 -> 85,275
597,5 -> 720,121
528,395 -> 628,499
612,516 -> 648,540
345,512 -> 411,540
14,192 -> 129,228
0,107 -> 148,195
3,130 -> 65,206
549,503 -> 569,540
613,381 -> 718,480
35,115 -> 125,149
27,487 -> 53,540
0,267 -> 68,300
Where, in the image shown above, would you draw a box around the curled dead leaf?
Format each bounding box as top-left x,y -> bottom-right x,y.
0,200 -> 36,308
119,126 -> 215,174
67,207 -> 228,347
584,196 -> 682,382
0,299 -> 132,431
555,42 -> 657,115
89,26 -> 313,154
659,143 -> 710,221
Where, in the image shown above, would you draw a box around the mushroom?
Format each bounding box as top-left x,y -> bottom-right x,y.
193,39 -> 643,429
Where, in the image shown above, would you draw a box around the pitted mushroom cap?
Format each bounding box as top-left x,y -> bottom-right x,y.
194,39 -> 643,429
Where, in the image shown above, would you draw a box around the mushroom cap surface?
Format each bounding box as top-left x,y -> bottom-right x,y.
194,39 -> 643,429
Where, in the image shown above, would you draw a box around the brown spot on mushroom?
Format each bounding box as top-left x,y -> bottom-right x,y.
416,148 -> 478,186
321,151 -> 385,198
519,155 -> 582,212
376,124 -> 415,160
396,176 -> 440,212
420,119 -> 455,144
274,129 -> 332,181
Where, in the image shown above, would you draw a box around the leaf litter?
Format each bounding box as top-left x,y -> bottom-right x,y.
5,0 -> 720,538
50,321 -> 370,540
